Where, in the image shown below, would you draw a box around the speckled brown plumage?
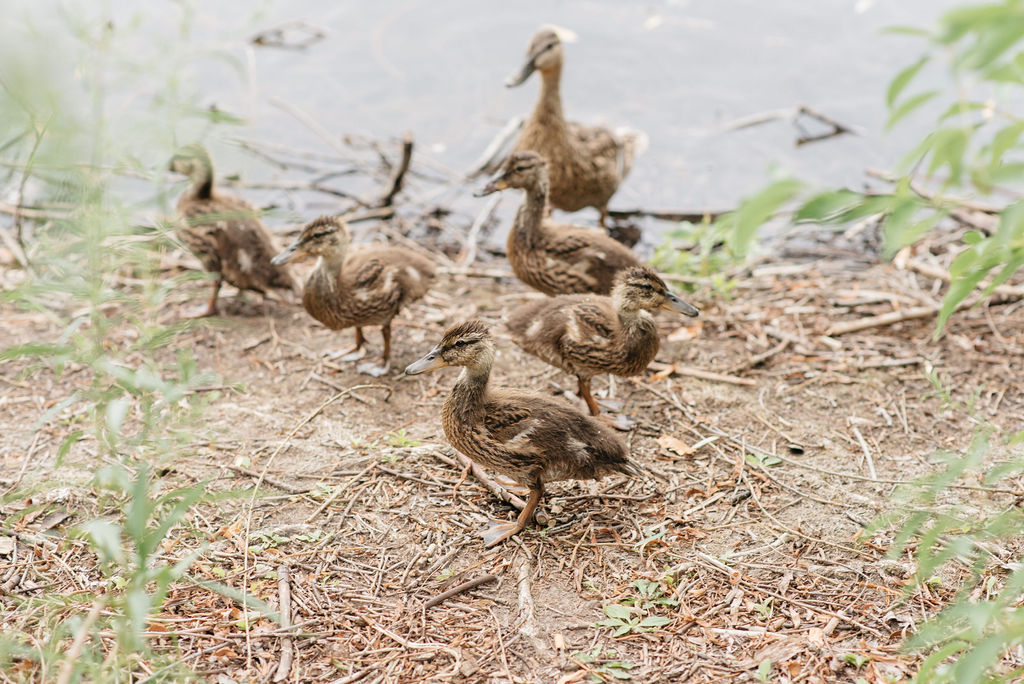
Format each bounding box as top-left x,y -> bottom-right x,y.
404,320 -> 639,547
507,266 -> 699,417
506,29 -> 645,225
479,152 -> 640,296
273,216 -> 435,375
169,144 -> 297,316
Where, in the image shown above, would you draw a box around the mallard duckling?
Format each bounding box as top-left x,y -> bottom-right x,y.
405,320 -> 640,547
272,216 -> 435,376
169,144 -> 297,317
507,266 -> 698,420
478,151 -> 640,295
506,28 -> 645,226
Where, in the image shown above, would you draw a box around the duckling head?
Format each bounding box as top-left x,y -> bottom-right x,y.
168,143 -> 213,183
613,266 -> 700,317
506,28 -> 564,87
476,151 -> 548,196
271,215 -> 350,265
405,320 -> 494,374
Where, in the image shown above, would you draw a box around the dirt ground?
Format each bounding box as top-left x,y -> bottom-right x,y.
3,227 -> 1024,683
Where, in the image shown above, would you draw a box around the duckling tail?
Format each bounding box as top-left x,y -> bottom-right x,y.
615,127 -> 649,179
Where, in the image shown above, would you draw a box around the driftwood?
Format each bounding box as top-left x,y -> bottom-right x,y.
465,116 -> 524,179
724,104 -> 858,146
377,133 -> 414,207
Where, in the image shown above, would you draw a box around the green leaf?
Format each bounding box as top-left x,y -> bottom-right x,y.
604,603 -> 633,620
612,624 -> 632,637
56,430 -> 83,466
926,128 -> 970,184
793,190 -> 865,223
949,245 -> 980,278
880,25 -> 932,38
887,56 -> 930,107
82,520 -> 124,565
886,90 -> 939,130
638,616 -> 671,628
988,121 -> 1024,165
106,396 -> 131,436
728,178 -> 803,257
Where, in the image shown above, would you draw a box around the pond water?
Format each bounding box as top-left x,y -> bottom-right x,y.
23,0 -> 964,243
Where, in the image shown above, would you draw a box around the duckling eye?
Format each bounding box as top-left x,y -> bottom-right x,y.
453,339 -> 467,347
514,165 -> 529,172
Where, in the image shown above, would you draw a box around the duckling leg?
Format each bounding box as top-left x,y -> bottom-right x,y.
577,377 -> 602,416
189,275 -> 223,318
327,328 -> 367,362
580,377 -> 635,431
481,484 -> 542,548
356,323 -> 391,377
599,208 -> 608,228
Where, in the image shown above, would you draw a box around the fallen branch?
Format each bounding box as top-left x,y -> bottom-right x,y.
904,258 -> 1024,298
607,207 -> 728,223
667,364 -> 757,387
724,104 -> 858,146
424,573 -> 497,609
459,194 -> 501,268
252,20 -> 326,50
377,132 -> 413,207
827,299 -> 975,336
466,116 -> 524,178
729,338 -> 790,374
228,465 -> 309,495
273,565 -> 294,682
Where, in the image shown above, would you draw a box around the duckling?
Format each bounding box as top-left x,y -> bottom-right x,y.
506,28 -> 645,226
168,144 -> 298,317
477,151 -> 641,296
405,320 -> 640,547
272,216 -> 435,376
507,266 -> 698,421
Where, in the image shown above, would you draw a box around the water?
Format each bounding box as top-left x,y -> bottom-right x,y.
13,0 -> 963,243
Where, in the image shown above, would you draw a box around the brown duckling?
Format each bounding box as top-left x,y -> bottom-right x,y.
477,151 -> 641,295
506,28 -> 646,226
169,144 -> 298,317
507,265 -> 698,420
272,216 -> 435,376
405,320 -> 640,547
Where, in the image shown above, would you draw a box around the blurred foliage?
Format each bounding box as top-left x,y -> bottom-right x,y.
658,0 -> 1024,330
0,2 -> 272,681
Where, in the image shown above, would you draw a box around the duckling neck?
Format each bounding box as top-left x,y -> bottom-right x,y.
447,364 -> 491,422
190,164 -> 214,200
533,66 -> 565,125
304,251 -> 347,308
613,292 -> 660,345
512,179 -> 549,248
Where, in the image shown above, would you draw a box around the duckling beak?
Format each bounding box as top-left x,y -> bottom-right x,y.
405,348 -> 448,375
271,242 -> 299,266
474,177 -> 510,197
505,57 -> 536,88
660,292 -> 700,317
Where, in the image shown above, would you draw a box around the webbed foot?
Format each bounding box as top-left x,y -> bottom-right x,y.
480,518 -> 526,548
326,346 -> 367,362
356,359 -> 390,377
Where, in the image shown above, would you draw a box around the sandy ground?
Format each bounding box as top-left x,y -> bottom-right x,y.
2,234 -> 1024,682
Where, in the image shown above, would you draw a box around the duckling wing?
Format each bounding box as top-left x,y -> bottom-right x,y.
542,227 -> 640,295
508,295 -> 618,374
349,247 -> 435,302
177,195 -> 296,293
484,390 -> 635,483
